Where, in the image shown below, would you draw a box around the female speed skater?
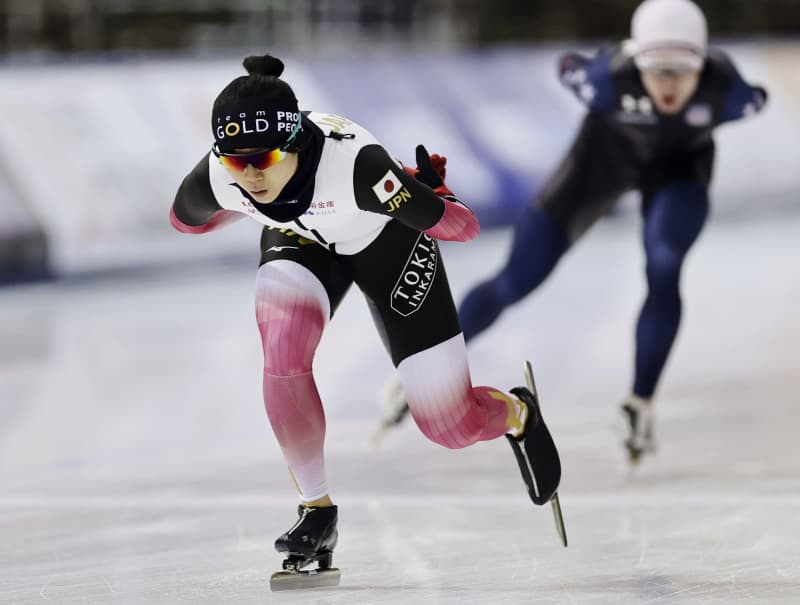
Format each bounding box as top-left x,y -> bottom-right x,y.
377,0 -> 767,465
170,54 -> 563,589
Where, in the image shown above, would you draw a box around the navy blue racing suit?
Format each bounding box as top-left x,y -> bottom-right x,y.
459,45 -> 767,398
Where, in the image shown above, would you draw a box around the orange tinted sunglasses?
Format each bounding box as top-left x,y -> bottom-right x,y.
213,146 -> 287,172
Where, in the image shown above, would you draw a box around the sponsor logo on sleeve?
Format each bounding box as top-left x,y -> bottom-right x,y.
563,66 -> 596,102
390,233 -> 438,317
579,83 -> 596,103
616,94 -> 658,125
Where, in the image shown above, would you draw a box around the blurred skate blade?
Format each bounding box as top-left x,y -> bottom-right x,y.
270,568 -> 341,591
369,423 -> 390,450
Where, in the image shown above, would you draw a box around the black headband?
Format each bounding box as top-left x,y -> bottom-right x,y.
212,97 -> 302,153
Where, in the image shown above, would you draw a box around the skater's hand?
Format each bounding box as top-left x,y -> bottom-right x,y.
414,145 -> 447,189
405,145 -> 453,197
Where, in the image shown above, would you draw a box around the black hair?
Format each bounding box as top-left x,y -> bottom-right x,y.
213,54 -> 304,152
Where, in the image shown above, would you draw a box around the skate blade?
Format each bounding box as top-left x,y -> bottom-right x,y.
626,443 -> 653,466
524,360 -> 538,398
524,360 -> 567,547
550,493 -> 568,547
270,567 -> 341,591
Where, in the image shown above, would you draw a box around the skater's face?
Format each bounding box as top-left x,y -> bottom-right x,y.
218,147 -> 299,204
640,68 -> 701,115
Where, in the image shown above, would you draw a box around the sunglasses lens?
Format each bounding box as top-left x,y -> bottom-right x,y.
218,155 -> 247,172
218,148 -> 287,172
253,148 -> 287,170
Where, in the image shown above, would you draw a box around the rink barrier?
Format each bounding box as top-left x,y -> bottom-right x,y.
0,42 -> 797,280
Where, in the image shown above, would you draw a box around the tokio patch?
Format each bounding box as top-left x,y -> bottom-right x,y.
390,233 -> 438,317
371,170 -> 403,203
685,104 -> 712,127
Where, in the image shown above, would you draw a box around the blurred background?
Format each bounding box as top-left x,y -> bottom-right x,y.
0,0 -> 797,283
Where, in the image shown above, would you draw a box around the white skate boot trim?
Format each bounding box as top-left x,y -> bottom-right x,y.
379,373 -> 408,423
370,373 -> 411,448
621,396 -> 656,457
513,396 -> 530,438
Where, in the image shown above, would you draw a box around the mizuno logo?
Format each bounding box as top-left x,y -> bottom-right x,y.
266,245 -> 299,253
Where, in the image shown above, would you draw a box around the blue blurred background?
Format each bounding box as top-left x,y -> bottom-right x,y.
0,0 -> 797,283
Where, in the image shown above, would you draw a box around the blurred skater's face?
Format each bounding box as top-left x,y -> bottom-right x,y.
222,149 -> 298,204
640,68 -> 701,115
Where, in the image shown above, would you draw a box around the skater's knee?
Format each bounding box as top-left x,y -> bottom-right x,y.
645,246 -> 683,291
258,312 -> 325,375
255,263 -> 329,375
408,405 -> 479,449
416,423 -> 475,449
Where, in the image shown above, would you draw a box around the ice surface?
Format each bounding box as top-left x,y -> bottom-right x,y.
1,214 -> 798,604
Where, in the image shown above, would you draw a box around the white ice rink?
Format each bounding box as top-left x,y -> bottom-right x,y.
1,212 -> 798,604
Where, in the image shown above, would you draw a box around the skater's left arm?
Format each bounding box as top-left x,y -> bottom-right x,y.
353,144 -> 479,242
716,52 -> 769,124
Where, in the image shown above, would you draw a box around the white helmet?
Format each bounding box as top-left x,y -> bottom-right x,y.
630,0 -> 707,72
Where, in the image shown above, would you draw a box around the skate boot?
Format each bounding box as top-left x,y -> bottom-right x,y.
370,374 -> 411,447
270,505 -> 340,591
621,396 -> 656,464
507,386 -> 562,506
506,361 -> 567,546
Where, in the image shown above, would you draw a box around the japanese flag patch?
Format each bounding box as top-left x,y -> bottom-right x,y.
372,170 -> 403,204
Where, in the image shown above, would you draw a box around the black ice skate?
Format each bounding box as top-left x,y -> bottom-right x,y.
270,505 -> 340,591
506,360 -> 568,547
621,397 -> 656,465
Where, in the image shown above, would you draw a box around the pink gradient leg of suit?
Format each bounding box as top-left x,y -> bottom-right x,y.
256,261 -> 518,502
396,333 -> 514,449
256,259 -> 331,503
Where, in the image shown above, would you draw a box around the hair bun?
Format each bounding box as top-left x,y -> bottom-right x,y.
243,54 -> 284,77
